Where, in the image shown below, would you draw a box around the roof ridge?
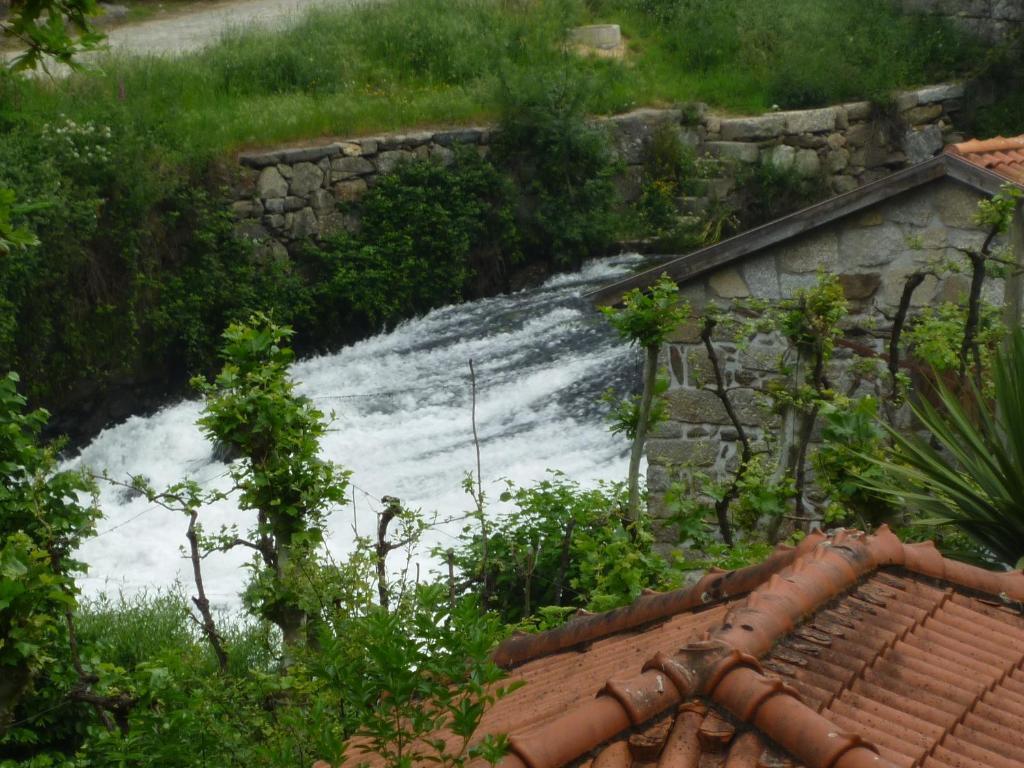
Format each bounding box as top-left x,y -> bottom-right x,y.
497,526 -> 1024,768
492,532 -> 827,668
947,135 -> 1024,155
944,134 -> 1024,185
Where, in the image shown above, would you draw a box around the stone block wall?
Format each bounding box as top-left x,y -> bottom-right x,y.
231,82 -> 976,254
897,0 -> 1024,43
645,178 -> 1008,536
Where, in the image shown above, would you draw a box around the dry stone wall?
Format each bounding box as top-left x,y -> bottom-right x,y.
897,0 -> 1024,43
231,82 -> 978,255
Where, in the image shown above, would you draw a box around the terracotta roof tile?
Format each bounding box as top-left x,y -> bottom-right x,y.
330,527 -> 1024,768
945,135 -> 1024,184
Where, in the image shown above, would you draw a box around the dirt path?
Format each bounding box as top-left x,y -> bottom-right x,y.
5,0 -> 362,66
96,0 -> 359,57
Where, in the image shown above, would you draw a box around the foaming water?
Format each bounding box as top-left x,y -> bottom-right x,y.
67,255 -> 644,604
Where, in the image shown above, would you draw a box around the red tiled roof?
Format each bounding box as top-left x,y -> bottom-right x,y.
945,135 -> 1024,185
334,528 -> 1024,768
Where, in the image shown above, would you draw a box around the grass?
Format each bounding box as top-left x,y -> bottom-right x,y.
77,589 -> 279,674
0,0 -> 984,159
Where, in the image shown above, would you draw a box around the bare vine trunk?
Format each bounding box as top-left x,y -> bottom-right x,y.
376,500 -> 400,612
552,519 -> 576,606
627,344 -> 660,523
959,252 -> 987,389
1003,201 -> 1024,338
700,318 -> 751,546
468,360 -> 489,602
886,272 -> 926,419
768,350 -> 808,543
186,510 -> 229,672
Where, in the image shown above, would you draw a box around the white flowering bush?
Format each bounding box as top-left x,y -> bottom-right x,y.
40,116 -> 115,173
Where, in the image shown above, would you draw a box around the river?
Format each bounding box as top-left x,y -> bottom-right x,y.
66,255 -> 645,605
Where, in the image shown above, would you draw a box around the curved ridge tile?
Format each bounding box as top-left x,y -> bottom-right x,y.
723,731 -> 764,768
864,524 -> 1024,601
655,704 -> 705,768
592,740 -> 632,768
506,696 -> 631,768
602,670 -> 683,725
492,535 -> 824,668
713,666 -> 892,768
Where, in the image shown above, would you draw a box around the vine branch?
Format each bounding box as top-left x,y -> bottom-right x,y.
699,316 -> 751,546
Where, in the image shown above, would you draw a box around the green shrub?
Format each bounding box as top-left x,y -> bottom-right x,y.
643,123 -> 704,196
493,70 -> 620,267
906,301 -> 1004,380
636,179 -> 681,234
0,114 -> 312,414
0,113 -> 169,405
738,157 -> 829,226
448,472 -> 677,623
633,122 -> 733,249
0,373 -> 99,759
146,191 -> 314,375
304,150 -> 519,334
975,92 -> 1024,139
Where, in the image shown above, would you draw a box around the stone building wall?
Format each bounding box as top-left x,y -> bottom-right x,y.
645,177 -> 1008,534
231,83 -> 977,255
897,0 -> 1024,43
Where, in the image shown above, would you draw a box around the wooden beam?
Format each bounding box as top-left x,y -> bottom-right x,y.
944,155 -> 1021,197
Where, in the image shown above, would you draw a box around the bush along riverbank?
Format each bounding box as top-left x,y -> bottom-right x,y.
1,72 -> 627,444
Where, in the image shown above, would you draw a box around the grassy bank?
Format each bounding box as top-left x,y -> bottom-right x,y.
3,0 -> 982,156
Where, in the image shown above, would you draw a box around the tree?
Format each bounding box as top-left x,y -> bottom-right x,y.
193,315 -> 350,652
0,372 -> 99,735
601,274 -> 689,522
2,0 -> 104,72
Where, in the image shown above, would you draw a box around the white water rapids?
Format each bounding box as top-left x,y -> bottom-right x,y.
66,255 -> 646,604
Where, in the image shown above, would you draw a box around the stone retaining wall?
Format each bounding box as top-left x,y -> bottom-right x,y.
897,0 -> 1024,43
231,82 -> 980,254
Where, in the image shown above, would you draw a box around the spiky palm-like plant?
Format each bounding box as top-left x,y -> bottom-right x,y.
867,330 -> 1024,569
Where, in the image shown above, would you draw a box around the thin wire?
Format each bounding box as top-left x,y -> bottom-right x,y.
4,698 -> 71,729
90,467 -> 232,539
91,504 -> 161,538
